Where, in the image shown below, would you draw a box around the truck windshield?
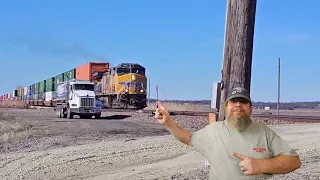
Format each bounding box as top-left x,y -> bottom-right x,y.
117,68 -> 130,76
132,68 -> 145,75
73,84 -> 94,91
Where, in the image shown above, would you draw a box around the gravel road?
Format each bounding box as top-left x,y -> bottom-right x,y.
0,108 -> 319,180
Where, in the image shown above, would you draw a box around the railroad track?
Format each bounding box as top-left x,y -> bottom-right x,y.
100,108 -> 320,122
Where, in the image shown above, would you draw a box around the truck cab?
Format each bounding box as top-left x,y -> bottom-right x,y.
55,80 -> 102,119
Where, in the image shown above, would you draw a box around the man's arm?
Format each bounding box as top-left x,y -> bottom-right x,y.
164,112 -> 216,146
165,121 -> 192,146
262,125 -> 302,174
233,152 -> 301,176
259,154 -> 301,174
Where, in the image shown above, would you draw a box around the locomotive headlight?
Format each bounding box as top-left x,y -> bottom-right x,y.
140,89 -> 144,93
131,75 -> 135,80
125,89 -> 129,92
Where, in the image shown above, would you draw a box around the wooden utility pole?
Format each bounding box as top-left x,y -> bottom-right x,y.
218,0 -> 257,121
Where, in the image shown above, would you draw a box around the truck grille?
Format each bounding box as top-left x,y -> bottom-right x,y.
80,97 -> 94,107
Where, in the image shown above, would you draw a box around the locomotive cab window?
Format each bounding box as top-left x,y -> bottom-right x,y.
116,68 -> 130,76
132,68 -> 145,76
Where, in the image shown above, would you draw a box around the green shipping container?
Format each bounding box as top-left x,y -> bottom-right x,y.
31,84 -> 35,94
35,83 -> 39,94
39,80 -> 46,93
34,94 -> 39,100
55,73 -> 64,86
64,69 -> 76,81
46,77 -> 55,92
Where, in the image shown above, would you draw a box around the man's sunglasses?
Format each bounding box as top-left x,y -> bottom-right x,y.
229,98 -> 250,104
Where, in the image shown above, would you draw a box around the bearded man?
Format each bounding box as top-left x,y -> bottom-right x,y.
154,87 -> 301,180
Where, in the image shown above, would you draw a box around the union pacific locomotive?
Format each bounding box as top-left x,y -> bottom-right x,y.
95,63 -> 147,109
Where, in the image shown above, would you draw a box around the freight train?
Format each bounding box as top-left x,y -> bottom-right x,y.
0,62 -> 148,110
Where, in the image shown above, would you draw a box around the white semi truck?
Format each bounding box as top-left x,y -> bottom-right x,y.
54,79 -> 102,119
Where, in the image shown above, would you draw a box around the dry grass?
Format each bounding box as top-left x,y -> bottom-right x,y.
0,111 -> 33,149
144,102 -> 320,116
144,102 -> 214,112
253,108 -> 320,116
0,100 -> 30,109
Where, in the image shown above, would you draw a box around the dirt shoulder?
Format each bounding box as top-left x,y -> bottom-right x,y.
1,123 -> 320,180
0,108 -> 170,153
0,109 -> 319,180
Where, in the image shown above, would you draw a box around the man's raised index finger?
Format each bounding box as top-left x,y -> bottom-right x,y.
156,101 -> 163,108
232,152 -> 246,160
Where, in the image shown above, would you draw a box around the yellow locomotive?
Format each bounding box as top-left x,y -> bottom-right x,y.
95,63 -> 147,109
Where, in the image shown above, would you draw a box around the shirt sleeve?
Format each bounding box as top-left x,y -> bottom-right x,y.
190,126 -> 209,155
265,125 -> 299,157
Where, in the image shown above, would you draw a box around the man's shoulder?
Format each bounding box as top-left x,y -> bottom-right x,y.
250,121 -> 277,137
192,121 -> 224,134
208,121 -> 225,129
251,120 -> 269,129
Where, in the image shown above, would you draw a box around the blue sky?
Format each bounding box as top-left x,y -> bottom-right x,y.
0,0 -> 319,102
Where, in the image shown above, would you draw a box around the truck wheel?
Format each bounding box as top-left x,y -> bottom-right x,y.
67,108 -> 73,119
57,109 -> 62,118
63,108 -> 67,118
95,113 -> 101,119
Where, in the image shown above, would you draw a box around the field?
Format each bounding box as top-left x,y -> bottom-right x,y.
0,103 -> 320,179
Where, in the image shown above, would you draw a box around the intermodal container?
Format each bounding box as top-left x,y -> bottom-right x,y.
39,80 -> 45,93
13,90 -> 18,97
18,88 -> 24,100
39,80 -> 46,100
34,83 -> 39,100
27,86 -> 31,100
35,82 -> 39,94
55,73 -> 64,86
75,62 -> 109,81
24,86 -> 28,96
64,69 -> 76,81
31,84 -> 35,96
46,77 -> 55,92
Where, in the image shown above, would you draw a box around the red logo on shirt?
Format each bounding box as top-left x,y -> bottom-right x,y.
252,147 -> 266,152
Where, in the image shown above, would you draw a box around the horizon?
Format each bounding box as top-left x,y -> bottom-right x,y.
147,98 -> 320,104
1,0 -> 320,102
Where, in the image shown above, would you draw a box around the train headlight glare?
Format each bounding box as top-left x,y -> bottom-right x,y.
125,89 -> 129,92
140,89 -> 144,92
131,75 -> 135,80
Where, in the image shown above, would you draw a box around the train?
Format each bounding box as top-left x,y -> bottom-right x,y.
0,62 -> 148,110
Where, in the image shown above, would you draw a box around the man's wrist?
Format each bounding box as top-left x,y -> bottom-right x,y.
256,159 -> 268,174
164,119 -> 175,129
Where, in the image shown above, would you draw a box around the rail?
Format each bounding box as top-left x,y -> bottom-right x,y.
101,108 -> 320,121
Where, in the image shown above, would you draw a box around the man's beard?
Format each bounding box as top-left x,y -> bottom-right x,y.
227,115 -> 252,131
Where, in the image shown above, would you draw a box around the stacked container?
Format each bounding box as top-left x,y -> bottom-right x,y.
35,83 -> 38,100
18,88 -> 24,101
55,73 -> 64,87
45,77 -> 55,103
64,69 -> 76,81
27,86 -> 31,100
76,62 -> 109,82
30,84 -> 35,101
38,80 -> 45,101
24,86 -> 28,101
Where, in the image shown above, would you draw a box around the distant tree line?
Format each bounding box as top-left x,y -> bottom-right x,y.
148,99 -> 320,110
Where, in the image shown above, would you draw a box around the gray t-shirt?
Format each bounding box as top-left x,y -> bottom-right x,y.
190,120 -> 298,180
